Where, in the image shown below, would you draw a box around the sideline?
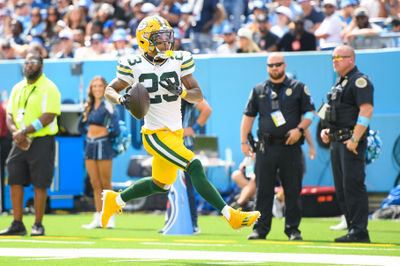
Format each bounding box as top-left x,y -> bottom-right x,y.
1,248 -> 400,265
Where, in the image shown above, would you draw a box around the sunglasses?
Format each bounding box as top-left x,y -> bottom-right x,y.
24,59 -> 40,65
267,62 -> 284,68
332,55 -> 351,61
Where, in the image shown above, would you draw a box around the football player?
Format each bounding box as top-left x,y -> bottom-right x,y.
100,15 -> 260,231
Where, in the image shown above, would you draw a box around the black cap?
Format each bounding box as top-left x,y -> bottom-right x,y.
392,17 -> 400,27
354,7 -> 369,18
256,14 -> 268,22
293,15 -> 305,24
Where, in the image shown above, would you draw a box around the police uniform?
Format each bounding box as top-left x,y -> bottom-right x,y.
244,76 -> 315,238
323,66 -> 373,240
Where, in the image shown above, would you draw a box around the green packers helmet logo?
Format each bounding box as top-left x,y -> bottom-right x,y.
355,77 -> 368,88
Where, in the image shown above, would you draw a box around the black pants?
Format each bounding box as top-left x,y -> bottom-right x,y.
330,140 -> 369,235
254,144 -> 303,237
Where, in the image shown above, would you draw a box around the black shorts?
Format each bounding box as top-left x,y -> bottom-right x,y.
6,135 -> 56,188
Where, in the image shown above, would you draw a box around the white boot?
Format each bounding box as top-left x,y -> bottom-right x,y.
106,214 -> 115,229
272,195 -> 284,219
330,215 -> 347,230
82,212 -> 101,229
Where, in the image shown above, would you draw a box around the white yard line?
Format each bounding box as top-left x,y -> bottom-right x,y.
301,245 -> 399,251
141,242 -> 242,247
0,248 -> 400,265
0,239 -> 94,245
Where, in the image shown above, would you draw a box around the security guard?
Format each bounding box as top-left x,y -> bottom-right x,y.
0,51 -> 61,236
320,45 -> 373,243
241,52 -> 315,240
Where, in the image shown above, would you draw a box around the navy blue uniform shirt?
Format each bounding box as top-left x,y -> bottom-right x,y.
244,76 -> 315,138
328,66 -> 374,130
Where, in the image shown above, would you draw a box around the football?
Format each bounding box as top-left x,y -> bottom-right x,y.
126,83 -> 150,120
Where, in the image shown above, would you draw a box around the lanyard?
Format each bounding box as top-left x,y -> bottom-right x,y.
266,82 -> 286,106
19,86 -> 36,109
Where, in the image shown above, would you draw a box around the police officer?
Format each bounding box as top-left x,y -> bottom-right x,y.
320,45 -> 373,243
241,52 -> 315,240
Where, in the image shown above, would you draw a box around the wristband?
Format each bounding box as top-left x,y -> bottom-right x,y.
191,122 -> 201,131
351,136 -> 359,143
297,127 -> 304,135
180,88 -> 187,98
241,142 -> 248,145
304,111 -> 315,121
31,118 -> 43,132
356,116 -> 370,127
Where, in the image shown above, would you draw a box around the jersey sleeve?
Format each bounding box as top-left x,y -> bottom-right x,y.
116,56 -> 135,85
180,51 -> 195,77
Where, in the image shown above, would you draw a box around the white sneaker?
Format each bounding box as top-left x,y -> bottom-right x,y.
193,226 -> 201,235
330,215 -> 347,230
82,212 -> 101,229
106,214 -> 115,229
272,195 -> 284,219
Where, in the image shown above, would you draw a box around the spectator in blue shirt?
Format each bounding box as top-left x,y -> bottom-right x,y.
8,19 -> 25,45
189,0 -> 222,53
338,0 -> 357,25
155,0 -> 181,28
24,7 -> 45,41
298,0 -> 325,33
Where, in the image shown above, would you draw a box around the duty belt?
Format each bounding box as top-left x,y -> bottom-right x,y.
260,134 -> 287,145
328,128 -> 353,142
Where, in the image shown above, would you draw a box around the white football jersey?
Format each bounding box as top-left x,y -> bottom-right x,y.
116,51 -> 195,131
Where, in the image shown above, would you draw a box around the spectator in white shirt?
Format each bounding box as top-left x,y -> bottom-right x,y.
271,6 -> 293,38
216,23 -> 238,54
315,0 -> 343,50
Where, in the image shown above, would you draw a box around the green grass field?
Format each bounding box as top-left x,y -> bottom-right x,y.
0,213 -> 399,265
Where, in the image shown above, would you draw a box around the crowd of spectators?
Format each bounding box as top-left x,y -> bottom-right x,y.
0,0 -> 400,60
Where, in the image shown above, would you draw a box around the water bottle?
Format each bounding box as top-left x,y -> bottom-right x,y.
225,147 -> 232,163
244,156 -> 255,178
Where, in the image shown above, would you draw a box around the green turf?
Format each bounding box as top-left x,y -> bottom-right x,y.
0,213 -> 399,265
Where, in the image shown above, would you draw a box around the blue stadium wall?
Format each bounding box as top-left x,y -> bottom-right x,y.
1,49 -> 399,192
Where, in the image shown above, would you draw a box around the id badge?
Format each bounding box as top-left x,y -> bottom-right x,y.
317,103 -> 329,120
16,108 -> 25,123
271,110 -> 286,127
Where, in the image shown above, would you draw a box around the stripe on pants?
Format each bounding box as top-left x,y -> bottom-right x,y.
145,134 -> 188,168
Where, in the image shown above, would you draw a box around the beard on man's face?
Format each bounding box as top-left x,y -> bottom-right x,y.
269,70 -> 285,80
24,67 -> 41,80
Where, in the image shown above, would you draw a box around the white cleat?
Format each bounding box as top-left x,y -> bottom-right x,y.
330,215 -> 348,231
